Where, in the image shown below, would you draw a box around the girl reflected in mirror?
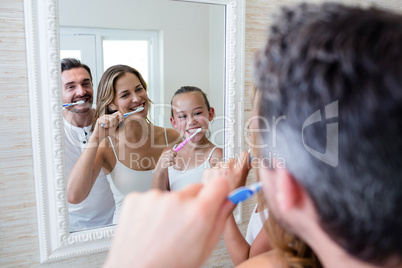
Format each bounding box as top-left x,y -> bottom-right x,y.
152,86 -> 223,191
67,64 -> 181,224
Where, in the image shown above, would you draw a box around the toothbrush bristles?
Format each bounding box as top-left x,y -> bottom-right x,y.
124,106 -> 144,117
190,128 -> 201,137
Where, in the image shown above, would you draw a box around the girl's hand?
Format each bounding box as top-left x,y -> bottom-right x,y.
155,147 -> 177,172
207,151 -> 251,192
92,112 -> 123,141
152,147 -> 177,191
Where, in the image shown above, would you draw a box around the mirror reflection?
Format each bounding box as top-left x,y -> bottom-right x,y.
59,0 -> 225,232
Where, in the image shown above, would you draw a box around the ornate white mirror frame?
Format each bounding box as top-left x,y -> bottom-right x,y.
24,0 -> 245,263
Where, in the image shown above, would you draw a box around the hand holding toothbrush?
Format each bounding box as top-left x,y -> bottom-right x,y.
100,106 -> 144,127
152,128 -> 201,190
105,176 -> 233,268
152,147 -> 178,191
202,150 -> 258,205
173,128 -> 202,152
220,150 -> 261,205
202,150 -> 252,196
91,111 -> 123,143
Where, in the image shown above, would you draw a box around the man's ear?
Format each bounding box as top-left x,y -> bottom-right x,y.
275,169 -> 305,213
208,107 -> 215,121
170,117 -> 177,129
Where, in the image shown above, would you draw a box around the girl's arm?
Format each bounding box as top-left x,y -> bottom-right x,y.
224,213 -> 251,264
67,112 -> 122,203
220,150 -> 271,265
223,212 -> 271,266
151,147 -> 176,191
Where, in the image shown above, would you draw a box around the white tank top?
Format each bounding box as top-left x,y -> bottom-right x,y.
106,129 -> 168,223
245,203 -> 269,245
168,146 -> 219,191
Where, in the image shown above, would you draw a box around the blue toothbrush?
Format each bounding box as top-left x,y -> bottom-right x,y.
100,106 -> 144,127
63,100 -> 85,107
122,106 -> 144,118
228,182 -> 263,204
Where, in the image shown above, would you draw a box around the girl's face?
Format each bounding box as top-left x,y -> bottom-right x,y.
170,92 -> 214,140
108,72 -> 148,117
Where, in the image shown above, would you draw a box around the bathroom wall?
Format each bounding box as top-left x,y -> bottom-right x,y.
0,0 -> 401,267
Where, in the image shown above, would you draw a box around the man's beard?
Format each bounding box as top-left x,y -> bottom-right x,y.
69,106 -> 91,113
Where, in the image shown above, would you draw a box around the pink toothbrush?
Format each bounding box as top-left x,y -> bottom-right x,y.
173,128 -> 202,152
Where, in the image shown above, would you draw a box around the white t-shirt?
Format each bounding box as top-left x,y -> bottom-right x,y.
64,118 -> 115,232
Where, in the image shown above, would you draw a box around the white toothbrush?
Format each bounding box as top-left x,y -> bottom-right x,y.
100,106 -> 144,127
123,106 -> 144,118
173,128 -> 202,152
63,100 -> 85,107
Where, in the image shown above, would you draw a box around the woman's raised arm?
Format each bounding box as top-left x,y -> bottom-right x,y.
67,112 -> 122,203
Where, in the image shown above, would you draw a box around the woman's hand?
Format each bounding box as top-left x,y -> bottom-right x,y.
68,113 -> 124,203
92,112 -> 123,142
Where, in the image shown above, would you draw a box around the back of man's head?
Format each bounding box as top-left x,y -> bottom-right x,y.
254,3 -> 402,265
61,58 -> 93,84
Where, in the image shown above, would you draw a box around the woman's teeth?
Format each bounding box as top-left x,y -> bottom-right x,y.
131,103 -> 144,111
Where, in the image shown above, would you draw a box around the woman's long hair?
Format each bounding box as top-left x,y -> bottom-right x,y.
91,65 -> 149,132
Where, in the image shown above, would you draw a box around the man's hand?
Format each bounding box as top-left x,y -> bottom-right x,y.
104,177 -> 234,268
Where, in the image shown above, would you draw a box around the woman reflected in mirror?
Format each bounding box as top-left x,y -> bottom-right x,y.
151,86 -> 223,191
67,64 -> 181,224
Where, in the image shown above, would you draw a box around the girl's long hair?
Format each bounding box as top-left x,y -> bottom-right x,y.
257,192 -> 322,268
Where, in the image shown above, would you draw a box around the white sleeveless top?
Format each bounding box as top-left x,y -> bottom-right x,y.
168,146 -> 219,191
245,203 -> 269,245
106,129 -> 168,224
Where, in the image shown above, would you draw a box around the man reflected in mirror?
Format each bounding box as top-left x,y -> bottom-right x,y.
61,58 -> 115,232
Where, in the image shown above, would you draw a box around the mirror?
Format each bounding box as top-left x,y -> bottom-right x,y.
59,0 -> 226,231
58,0 -> 226,142
24,0 -> 245,262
